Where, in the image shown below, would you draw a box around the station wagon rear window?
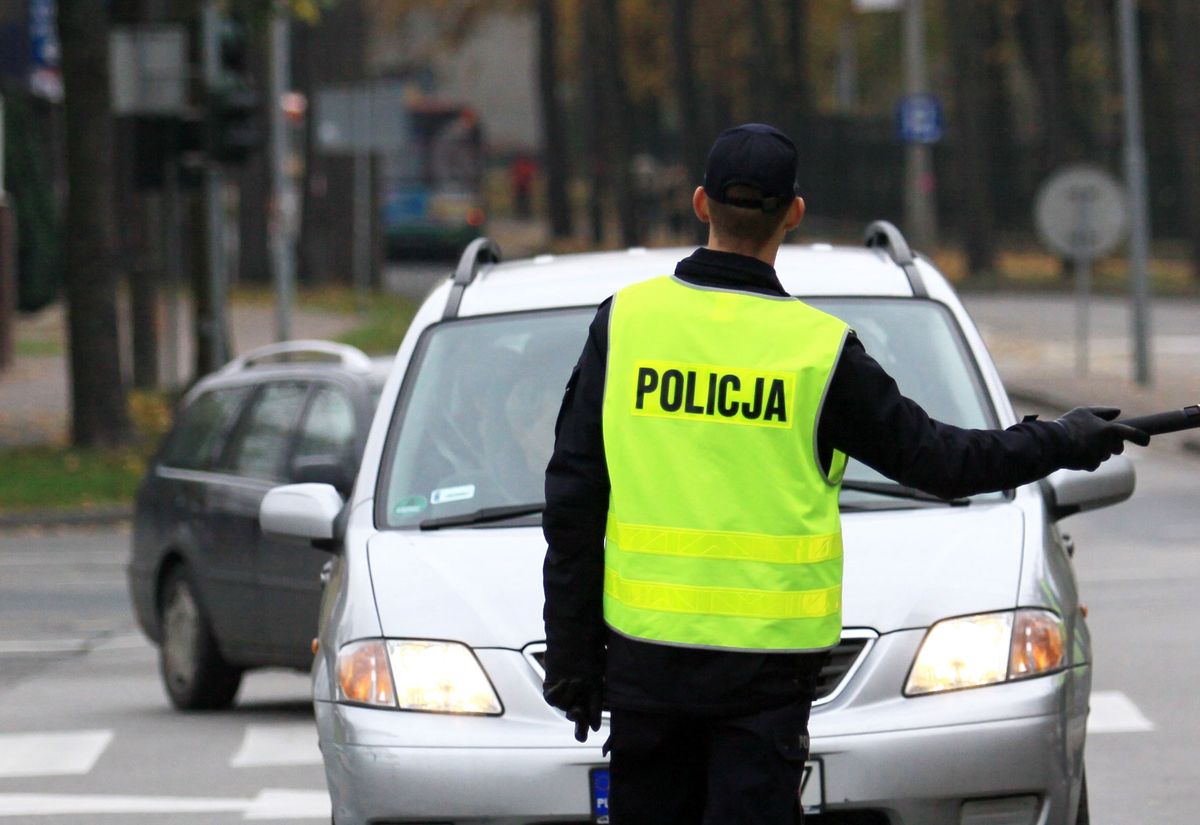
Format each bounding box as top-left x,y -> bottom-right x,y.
160,386 -> 251,471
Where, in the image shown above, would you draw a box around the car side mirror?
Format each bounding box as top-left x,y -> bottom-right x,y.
1044,454 -> 1136,521
260,483 -> 345,553
291,454 -> 354,497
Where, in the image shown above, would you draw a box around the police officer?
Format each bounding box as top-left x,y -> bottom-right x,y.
541,123 -> 1147,825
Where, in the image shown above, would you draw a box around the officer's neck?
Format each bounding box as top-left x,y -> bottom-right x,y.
705,231 -> 782,268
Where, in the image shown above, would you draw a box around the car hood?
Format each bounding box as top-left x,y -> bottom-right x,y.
367,503 -> 1025,648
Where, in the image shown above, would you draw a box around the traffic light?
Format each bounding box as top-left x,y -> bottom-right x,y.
209,14 -> 262,164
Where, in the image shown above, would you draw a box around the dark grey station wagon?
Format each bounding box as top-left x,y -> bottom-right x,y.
128,341 -> 388,710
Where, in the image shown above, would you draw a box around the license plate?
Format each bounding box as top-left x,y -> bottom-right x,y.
588,759 -> 822,821
800,758 -> 824,814
589,767 -> 610,824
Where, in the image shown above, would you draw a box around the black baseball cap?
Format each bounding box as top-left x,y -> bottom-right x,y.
702,123 -> 799,212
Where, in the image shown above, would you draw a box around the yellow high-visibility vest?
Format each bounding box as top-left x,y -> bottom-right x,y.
602,275 -> 849,651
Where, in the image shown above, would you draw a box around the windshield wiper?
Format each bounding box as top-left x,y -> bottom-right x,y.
419,503 -> 545,531
839,480 -> 969,507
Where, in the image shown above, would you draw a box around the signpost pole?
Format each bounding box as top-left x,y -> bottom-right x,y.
903,0 -> 936,248
162,155 -> 181,389
1117,0 -> 1153,386
352,92 -> 371,313
269,12 -> 294,343
1075,254 -> 1092,376
201,1 -> 227,367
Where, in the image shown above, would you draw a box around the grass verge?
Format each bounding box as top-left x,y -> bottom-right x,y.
0,391 -> 172,514
0,445 -> 148,512
333,293 -> 419,355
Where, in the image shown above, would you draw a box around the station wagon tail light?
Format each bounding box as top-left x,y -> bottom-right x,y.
337,640 -> 397,707
385,640 -> 502,715
905,609 -> 1065,696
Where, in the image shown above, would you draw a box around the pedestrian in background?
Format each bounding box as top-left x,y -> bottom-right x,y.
541,122 -> 1147,824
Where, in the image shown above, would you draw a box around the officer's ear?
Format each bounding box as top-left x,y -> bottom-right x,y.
692,186 -> 711,224
784,196 -> 805,231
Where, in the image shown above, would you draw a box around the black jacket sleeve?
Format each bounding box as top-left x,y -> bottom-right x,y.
818,335 -> 1074,500
542,300 -> 612,682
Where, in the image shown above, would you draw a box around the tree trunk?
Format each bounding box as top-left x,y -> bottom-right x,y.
671,0 -> 707,244
596,0 -> 640,247
582,2 -> 606,246
236,20 -> 271,285
748,0 -> 775,122
1168,0 -> 1200,280
1016,1 -> 1074,168
949,0 -> 996,275
129,194 -> 161,389
537,0 -> 573,240
58,0 -> 132,446
784,0 -> 810,133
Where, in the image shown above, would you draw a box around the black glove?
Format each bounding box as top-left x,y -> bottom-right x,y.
543,675 -> 603,743
1055,406 -> 1150,471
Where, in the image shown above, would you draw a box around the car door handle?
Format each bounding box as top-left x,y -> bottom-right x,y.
320,560 -> 333,585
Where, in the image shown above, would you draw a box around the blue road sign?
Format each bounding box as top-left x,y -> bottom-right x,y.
897,94 -> 943,144
28,0 -> 61,100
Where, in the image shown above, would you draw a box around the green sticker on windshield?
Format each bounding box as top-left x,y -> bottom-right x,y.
394,495 -> 429,516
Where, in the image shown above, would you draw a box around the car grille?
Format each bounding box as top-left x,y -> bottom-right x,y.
813,631 -> 874,705
525,631 -> 874,705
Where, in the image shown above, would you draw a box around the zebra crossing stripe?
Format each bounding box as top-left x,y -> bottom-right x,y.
1088,690 -> 1155,734
242,789 -> 331,819
0,789 -> 329,819
0,794 -> 246,817
230,723 -> 323,768
0,730 -> 112,778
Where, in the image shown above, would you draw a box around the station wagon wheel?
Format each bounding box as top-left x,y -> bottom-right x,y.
158,566 -> 243,710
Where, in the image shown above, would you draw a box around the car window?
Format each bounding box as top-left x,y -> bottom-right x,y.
224,382 -> 310,481
160,386 -> 252,470
379,308 -> 591,528
293,386 -> 358,466
807,298 -> 1002,501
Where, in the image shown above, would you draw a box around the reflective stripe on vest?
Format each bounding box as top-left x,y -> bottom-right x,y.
602,275 -> 849,652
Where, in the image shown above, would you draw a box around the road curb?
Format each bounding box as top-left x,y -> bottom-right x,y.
0,506 -> 133,530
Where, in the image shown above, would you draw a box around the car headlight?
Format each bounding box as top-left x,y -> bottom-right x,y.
905,609 -> 1065,696
336,639 -> 502,715
337,639 -> 397,707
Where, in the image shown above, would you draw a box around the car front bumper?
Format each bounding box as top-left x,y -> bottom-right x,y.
317,648 -> 606,824
318,635 -> 1089,825
807,629 -> 1090,825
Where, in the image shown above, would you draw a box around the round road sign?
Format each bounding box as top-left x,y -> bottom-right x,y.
1034,165 -> 1128,259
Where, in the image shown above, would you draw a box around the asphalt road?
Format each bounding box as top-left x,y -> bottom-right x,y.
1060,440 -> 1200,824
0,526 -> 326,823
0,435 -> 1195,824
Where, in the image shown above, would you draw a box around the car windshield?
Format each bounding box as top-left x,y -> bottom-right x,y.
379,308 -> 591,528
377,298 -> 1000,528
808,298 -> 1002,506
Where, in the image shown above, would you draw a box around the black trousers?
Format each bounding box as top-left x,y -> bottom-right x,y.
606,699 -> 813,825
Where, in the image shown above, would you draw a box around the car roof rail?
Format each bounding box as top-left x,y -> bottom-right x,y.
443,237 -> 502,320
864,220 -> 928,298
217,340 -> 374,375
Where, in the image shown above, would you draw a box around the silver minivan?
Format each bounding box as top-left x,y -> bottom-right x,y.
263,227 -> 1132,825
